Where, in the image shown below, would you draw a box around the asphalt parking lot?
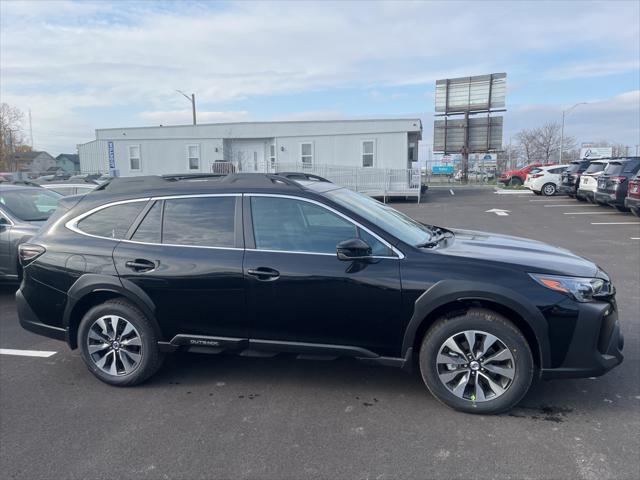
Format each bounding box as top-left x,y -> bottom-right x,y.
1,187 -> 638,480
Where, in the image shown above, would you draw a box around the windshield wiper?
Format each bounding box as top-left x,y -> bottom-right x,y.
416,228 -> 454,249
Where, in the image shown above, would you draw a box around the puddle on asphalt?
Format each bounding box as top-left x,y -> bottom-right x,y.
508,404 -> 573,423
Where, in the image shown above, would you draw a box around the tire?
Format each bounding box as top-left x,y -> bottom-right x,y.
78,298 -> 164,386
541,183 -> 556,196
614,205 -> 630,213
510,177 -> 523,187
419,308 -> 534,415
631,207 -> 640,217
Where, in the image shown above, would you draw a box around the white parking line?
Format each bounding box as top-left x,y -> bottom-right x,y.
543,204 -> 594,208
449,189 -> 455,195
563,211 -> 624,215
529,199 -> 572,202
590,222 -> 640,225
0,348 -> 57,358
631,237 -> 640,240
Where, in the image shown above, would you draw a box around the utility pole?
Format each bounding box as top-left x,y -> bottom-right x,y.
176,90 -> 197,125
560,102 -> 587,163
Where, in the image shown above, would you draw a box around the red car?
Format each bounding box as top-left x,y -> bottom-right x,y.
499,163 -> 545,186
624,171 -> 640,216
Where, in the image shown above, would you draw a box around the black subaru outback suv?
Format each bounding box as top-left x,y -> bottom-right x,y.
17,173 -> 623,414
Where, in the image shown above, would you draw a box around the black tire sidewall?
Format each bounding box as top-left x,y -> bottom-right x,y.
419,311 -> 533,414
78,300 -> 162,386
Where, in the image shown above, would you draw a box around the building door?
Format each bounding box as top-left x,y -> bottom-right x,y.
231,140 -> 266,172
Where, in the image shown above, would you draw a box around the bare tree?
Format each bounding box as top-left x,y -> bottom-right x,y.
0,103 -> 27,170
515,129 -> 539,163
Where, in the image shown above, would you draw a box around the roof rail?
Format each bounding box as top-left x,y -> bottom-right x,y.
275,172 -> 332,183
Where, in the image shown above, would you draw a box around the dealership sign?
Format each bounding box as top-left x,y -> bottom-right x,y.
580,147 -> 612,159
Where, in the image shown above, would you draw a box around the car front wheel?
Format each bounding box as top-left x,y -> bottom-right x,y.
419,309 -> 534,414
510,177 -> 523,186
78,298 -> 164,386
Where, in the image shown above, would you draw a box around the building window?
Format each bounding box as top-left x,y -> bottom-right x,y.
187,144 -> 200,170
362,140 -> 375,168
129,145 -> 141,171
300,142 -> 313,168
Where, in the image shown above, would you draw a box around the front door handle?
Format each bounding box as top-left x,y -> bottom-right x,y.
246,267 -> 280,281
125,259 -> 156,272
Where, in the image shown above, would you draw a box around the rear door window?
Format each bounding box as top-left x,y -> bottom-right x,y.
77,201 -> 146,238
162,196 -> 236,247
584,163 -> 605,174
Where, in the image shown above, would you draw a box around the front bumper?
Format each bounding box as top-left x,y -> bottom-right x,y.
541,300 -> 624,379
16,289 -> 67,342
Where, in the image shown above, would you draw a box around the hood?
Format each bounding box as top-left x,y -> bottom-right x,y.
435,228 -> 599,277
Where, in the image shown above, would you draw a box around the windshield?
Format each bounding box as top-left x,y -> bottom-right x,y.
603,162 -> 624,175
0,188 -> 61,221
585,163 -> 605,174
326,188 -> 434,246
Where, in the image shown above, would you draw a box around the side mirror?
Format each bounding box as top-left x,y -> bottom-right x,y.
336,238 -> 372,261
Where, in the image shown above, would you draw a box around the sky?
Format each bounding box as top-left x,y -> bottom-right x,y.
1,0 -> 639,157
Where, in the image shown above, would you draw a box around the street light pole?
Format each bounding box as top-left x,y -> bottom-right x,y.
559,102 -> 587,163
176,90 -> 197,125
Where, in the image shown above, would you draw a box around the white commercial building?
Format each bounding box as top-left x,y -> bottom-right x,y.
79,119 -> 423,199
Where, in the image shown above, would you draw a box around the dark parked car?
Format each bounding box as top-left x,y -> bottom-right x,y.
625,172 -> 640,216
0,184 -> 62,281
17,173 -> 623,414
559,159 -> 591,196
594,157 -> 640,211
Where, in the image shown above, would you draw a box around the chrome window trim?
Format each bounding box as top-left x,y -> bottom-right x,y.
119,238 -> 243,251
65,197 -> 150,241
246,193 -> 404,259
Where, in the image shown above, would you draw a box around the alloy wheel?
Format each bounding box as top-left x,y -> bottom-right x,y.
86,315 -> 143,376
543,184 -> 556,196
435,330 -> 515,402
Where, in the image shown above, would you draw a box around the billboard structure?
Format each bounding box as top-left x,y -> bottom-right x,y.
433,73 -> 506,182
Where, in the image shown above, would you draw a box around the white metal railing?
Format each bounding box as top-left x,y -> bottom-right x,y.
210,160 -> 422,201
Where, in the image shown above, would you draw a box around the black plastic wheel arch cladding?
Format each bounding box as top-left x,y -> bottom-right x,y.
401,280 -> 550,369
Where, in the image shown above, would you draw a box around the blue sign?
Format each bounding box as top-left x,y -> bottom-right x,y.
432,165 -> 454,175
107,141 -> 116,176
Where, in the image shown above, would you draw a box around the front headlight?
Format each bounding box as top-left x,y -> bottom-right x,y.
529,273 -> 611,302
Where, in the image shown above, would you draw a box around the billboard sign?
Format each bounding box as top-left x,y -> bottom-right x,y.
435,73 -> 506,113
433,116 -> 503,153
107,141 -> 117,176
580,147 -> 613,159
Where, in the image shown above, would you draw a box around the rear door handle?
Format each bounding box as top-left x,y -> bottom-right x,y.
246,267 -> 280,281
125,259 -> 156,272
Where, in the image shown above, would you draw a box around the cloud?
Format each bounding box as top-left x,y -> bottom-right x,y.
545,60 -> 640,80
1,0 -> 638,153
138,109 -> 250,125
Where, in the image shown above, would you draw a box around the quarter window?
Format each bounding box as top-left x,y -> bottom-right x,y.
77,202 -> 146,239
187,145 -> 200,170
129,145 -> 141,171
300,143 -> 313,168
362,140 -> 375,167
131,201 -> 162,243
162,197 -> 235,247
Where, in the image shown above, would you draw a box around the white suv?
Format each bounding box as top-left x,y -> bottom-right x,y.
524,165 -> 567,196
576,160 -> 610,202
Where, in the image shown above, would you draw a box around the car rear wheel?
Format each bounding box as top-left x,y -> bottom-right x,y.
541,183 -> 556,196
419,308 -> 533,414
78,298 -> 164,386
